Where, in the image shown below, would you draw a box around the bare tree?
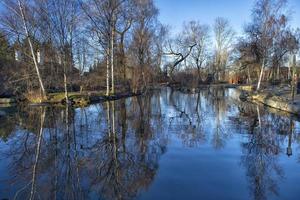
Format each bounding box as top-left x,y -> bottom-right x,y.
115,0 -> 134,85
213,17 -> 235,82
1,0 -> 47,99
74,36 -> 89,93
245,0 -> 290,91
43,0 -> 81,102
81,0 -> 125,95
165,38 -> 196,81
183,21 -> 210,83
152,24 -> 169,77
80,0 -> 110,95
129,0 -> 159,91
164,22 -> 201,82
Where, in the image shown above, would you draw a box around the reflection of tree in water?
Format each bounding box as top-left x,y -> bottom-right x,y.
204,88 -> 231,149
0,114 -> 16,141
168,89 -> 206,147
224,93 -> 300,200
0,106 -> 85,199
166,87 -> 237,148
240,106 -> 287,200
2,88 -> 300,199
86,99 -> 165,200
221,91 -> 300,200
0,93 -> 167,199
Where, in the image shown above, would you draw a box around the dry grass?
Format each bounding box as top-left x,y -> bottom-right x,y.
25,91 -> 45,103
25,87 -> 125,106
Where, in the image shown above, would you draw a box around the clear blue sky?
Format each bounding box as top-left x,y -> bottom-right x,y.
154,0 -> 300,35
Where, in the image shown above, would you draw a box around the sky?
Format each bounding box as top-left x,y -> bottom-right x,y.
154,0 -> 300,36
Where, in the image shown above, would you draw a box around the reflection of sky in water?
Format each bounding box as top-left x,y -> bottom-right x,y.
0,88 -> 300,200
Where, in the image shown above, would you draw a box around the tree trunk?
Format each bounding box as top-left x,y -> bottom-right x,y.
291,54 -> 296,102
257,59 -> 265,91
276,63 -> 280,80
106,101 -> 111,138
256,105 -> 261,128
18,0 -> 46,99
106,51 -> 110,96
110,17 -> 115,94
197,66 -> 201,84
288,65 -> 291,80
30,107 -> 45,200
247,66 -> 252,84
63,65 -> 69,103
119,33 -> 127,83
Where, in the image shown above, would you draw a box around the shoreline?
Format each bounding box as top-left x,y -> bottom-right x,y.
168,83 -> 245,93
238,85 -> 300,116
1,83 -> 239,107
3,83 -> 299,114
0,91 -> 143,108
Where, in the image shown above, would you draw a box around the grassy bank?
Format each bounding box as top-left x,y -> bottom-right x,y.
0,89 -> 142,108
38,91 -> 141,107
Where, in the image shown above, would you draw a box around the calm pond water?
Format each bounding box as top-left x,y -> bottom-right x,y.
0,87 -> 300,200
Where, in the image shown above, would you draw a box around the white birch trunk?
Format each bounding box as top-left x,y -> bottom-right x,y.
106,51 -> 110,96
110,17 -> 115,94
29,107 -> 45,200
64,66 -> 69,103
18,0 -> 46,99
106,101 -> 111,138
257,59 -> 265,91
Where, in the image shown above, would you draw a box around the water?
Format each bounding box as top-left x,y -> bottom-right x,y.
0,87 -> 300,200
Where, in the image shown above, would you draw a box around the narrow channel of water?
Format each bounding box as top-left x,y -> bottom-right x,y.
0,87 -> 299,200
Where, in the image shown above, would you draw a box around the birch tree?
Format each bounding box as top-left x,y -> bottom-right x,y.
1,0 -> 47,99
80,0 -> 110,95
246,0 -> 289,91
44,0 -> 80,102
81,0 -> 124,95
